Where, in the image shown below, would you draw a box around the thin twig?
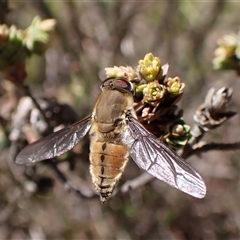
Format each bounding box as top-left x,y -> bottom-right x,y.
189,141 -> 240,157
107,1 -> 144,61
0,0 -> 9,24
188,0 -> 226,55
22,85 -> 50,126
113,172 -> 154,197
47,160 -> 99,200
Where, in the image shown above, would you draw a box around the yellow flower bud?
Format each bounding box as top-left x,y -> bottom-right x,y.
138,53 -> 161,82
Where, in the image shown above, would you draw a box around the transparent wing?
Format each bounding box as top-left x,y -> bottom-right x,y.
122,116 -> 206,198
15,115 -> 92,164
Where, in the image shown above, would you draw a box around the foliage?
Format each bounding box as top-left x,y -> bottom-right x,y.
1,1 -> 240,239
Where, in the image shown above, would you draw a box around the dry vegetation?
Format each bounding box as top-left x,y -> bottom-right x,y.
1,1 -> 240,239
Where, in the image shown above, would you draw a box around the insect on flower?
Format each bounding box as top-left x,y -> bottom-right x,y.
15,77 -> 206,203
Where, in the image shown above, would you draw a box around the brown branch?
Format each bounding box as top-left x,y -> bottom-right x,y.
189,141 -> 240,157
0,0 -> 9,24
182,87 -> 236,158
113,172 -> 154,197
185,0 -> 226,82
65,1 -> 87,47
188,0 -> 226,54
152,0 -> 179,56
22,85 -> 50,127
49,159 -> 155,201
47,160 -> 99,200
107,1 -> 144,62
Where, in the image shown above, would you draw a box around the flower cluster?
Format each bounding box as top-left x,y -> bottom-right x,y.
212,32 -> 240,74
0,17 -> 56,85
105,66 -> 136,80
105,53 -> 189,148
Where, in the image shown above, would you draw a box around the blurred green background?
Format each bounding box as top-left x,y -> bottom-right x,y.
1,1 -> 240,239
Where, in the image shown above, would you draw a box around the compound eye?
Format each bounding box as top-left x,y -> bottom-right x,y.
100,77 -> 135,94
114,78 -> 131,90
113,78 -> 134,94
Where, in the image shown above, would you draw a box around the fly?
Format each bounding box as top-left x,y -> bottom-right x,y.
15,77 -> 206,202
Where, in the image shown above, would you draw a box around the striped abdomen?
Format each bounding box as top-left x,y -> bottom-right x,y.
89,140 -> 129,203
